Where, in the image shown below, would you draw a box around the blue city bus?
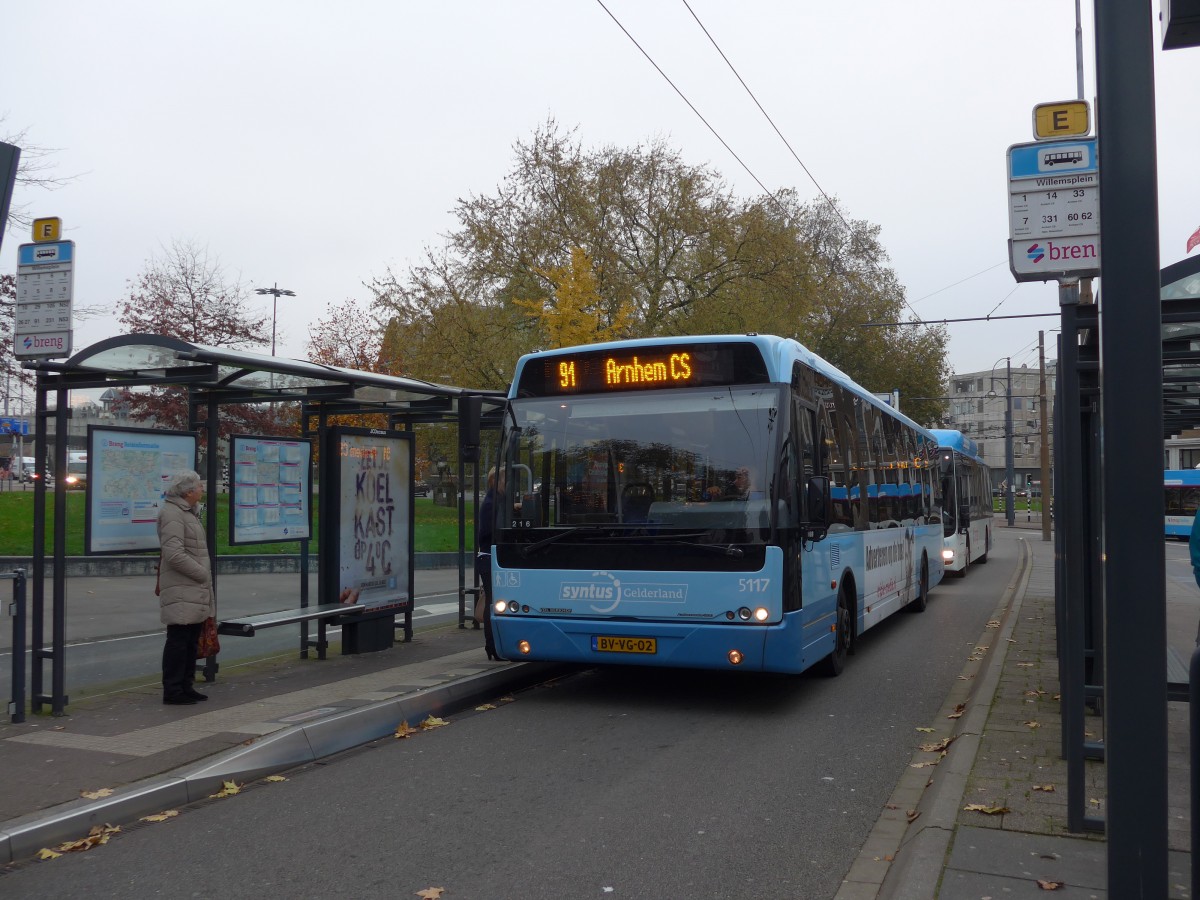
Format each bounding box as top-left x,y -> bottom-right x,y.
1164,469 -> 1200,539
484,334 -> 946,675
929,429 -> 992,574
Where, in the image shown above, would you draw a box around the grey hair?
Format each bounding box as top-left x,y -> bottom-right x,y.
165,470 -> 203,498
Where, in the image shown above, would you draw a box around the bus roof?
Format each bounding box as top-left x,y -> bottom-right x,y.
930,428 -> 985,463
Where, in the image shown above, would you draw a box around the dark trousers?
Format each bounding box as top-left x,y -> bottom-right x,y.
475,553 -> 496,656
163,622 -> 201,699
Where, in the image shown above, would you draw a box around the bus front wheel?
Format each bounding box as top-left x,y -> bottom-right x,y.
819,586 -> 853,677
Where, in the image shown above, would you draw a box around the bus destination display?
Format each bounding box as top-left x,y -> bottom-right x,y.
518,342 -> 768,396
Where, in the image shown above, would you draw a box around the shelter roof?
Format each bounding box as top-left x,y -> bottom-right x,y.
23,334 -> 505,420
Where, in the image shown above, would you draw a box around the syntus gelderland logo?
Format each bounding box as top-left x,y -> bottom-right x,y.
1026,243 -> 1045,264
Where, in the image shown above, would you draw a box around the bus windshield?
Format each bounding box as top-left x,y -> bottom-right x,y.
501,385 -> 781,545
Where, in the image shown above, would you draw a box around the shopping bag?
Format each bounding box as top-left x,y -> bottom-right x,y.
196,616 -> 221,659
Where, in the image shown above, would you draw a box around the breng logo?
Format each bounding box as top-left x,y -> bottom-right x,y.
1024,241 -> 1097,264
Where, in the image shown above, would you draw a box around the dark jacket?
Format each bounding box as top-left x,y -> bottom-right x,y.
477,488 -> 495,554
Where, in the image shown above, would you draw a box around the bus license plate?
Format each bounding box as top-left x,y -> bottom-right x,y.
592,635 -> 657,654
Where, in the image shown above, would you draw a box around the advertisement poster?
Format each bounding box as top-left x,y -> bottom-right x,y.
331,429 -> 414,612
229,435 -> 312,545
85,426 -> 198,554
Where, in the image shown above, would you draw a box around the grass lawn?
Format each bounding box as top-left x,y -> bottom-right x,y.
0,490 -> 476,556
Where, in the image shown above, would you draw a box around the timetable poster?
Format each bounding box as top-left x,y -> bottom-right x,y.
330,428 -> 414,612
229,435 -> 312,545
84,426 -> 198,555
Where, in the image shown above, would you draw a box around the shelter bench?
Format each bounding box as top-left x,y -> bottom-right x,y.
217,603 -> 364,660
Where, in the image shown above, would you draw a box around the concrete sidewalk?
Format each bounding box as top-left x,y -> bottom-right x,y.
0,623 -> 564,866
847,526 -> 1194,899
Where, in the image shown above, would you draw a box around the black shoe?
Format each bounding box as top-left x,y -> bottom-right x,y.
486,650 -> 502,661
185,690 -> 208,701
163,695 -> 198,705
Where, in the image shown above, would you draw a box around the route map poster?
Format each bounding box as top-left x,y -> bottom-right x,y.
327,428 -> 414,613
84,426 -> 198,554
228,434 -> 312,545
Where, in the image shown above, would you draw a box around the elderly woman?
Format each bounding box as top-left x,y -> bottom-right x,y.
157,470 -> 215,705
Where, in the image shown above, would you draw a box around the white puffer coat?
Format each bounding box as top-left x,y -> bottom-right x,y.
157,495 -> 215,625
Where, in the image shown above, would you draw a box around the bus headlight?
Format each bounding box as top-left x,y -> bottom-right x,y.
518,640 -> 531,655
493,600 -> 506,614
942,549 -> 955,561
728,649 -> 744,665
754,607 -> 769,622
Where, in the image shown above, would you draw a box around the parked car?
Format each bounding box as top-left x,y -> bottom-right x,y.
414,481 -> 431,497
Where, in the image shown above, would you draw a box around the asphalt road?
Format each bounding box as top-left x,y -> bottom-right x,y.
0,532 -> 1024,899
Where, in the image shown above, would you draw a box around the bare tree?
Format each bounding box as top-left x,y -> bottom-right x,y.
117,239 -> 268,347
116,240 -> 276,437
2,115 -> 81,233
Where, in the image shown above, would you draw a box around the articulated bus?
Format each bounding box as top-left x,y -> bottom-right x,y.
1165,469 -> 1200,539
929,429 -> 992,575
484,334 -> 946,675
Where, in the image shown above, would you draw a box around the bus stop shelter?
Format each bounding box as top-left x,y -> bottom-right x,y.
19,334 -> 504,715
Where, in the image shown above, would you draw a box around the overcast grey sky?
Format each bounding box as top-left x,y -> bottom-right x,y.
3,1 -> 1197,387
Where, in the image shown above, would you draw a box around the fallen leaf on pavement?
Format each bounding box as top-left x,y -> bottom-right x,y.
264,775 -> 287,782
1017,662 -> 1035,668
209,780 -> 241,799
421,715 -> 449,730
1033,784 -> 1056,793
475,703 -> 497,711
55,824 -> 121,852
36,848 -> 62,860
415,888 -> 445,899
947,704 -> 966,719
915,727 -> 934,733
139,810 -> 179,823
80,788 -> 114,800
910,761 -> 939,769
986,620 -> 1000,628
395,721 -> 417,738
919,736 -> 956,753
1024,720 -> 1041,729
906,809 -> 920,823
964,804 -> 1011,815
1036,880 -> 1065,890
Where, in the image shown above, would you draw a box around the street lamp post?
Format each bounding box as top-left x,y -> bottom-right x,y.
988,357 -> 1016,527
254,283 -> 296,356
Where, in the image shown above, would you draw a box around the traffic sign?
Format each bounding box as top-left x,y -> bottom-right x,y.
15,238 -> 75,358
1007,138 -> 1100,282
1032,100 -> 1090,140
32,217 -> 62,242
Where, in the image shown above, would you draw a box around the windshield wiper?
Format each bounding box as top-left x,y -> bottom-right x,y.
520,527 -> 585,557
520,527 -> 744,558
664,541 -> 744,557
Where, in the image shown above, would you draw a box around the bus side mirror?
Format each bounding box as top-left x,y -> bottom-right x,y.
806,476 -> 830,541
